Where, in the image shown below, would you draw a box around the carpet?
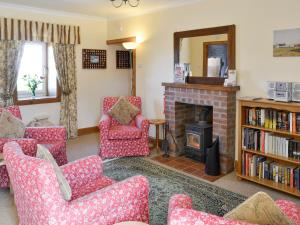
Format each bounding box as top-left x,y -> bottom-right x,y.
103,157 -> 246,225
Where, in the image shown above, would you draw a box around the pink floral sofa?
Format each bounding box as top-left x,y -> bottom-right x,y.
99,96 -> 150,159
168,194 -> 300,225
4,141 -> 149,225
0,105 -> 67,188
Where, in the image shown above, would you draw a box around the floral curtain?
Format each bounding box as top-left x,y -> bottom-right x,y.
0,40 -> 23,107
53,44 -> 77,138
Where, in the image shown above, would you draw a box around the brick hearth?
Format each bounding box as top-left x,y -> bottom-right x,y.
163,83 -> 239,174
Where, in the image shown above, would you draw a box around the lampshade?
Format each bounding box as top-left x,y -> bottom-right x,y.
122,42 -> 139,50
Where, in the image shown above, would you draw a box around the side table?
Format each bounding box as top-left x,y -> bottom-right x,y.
149,119 -> 166,150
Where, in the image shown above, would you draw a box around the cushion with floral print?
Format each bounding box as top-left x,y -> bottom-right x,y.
224,192 -> 294,225
108,96 -> 140,125
36,144 -> 72,201
0,109 -> 25,138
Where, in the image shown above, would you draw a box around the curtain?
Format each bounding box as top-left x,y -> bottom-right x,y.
0,17 -> 80,44
53,44 -> 77,138
0,40 -> 23,107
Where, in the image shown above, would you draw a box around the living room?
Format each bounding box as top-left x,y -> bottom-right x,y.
0,0 -> 300,225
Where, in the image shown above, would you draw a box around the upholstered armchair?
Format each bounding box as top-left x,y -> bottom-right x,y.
168,194 -> 300,225
0,105 -> 67,188
99,96 -> 150,159
4,142 -> 150,225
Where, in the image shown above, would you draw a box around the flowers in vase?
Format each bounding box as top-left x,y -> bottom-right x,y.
22,74 -> 44,97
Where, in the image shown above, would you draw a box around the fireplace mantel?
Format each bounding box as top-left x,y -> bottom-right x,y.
162,82 -> 240,92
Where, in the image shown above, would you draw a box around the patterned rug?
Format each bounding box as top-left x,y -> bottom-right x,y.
103,157 -> 246,225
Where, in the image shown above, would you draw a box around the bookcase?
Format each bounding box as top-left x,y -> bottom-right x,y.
237,98 -> 300,197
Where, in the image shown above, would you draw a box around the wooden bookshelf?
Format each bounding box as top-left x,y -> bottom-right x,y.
237,98 -> 300,197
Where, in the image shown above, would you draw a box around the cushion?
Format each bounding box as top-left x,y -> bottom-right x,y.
108,125 -> 142,140
0,109 -> 25,138
224,192 -> 294,225
36,144 -> 72,201
108,96 -> 140,125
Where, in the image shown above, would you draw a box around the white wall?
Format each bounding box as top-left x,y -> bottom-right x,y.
107,0 -> 300,154
0,6 -> 131,128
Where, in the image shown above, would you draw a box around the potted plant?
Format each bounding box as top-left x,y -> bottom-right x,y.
22,74 -> 44,98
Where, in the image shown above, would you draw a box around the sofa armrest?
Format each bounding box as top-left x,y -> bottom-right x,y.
168,194 -> 254,225
275,200 -> 300,224
25,126 -> 67,142
168,194 -> 193,213
169,208 -> 254,225
68,175 -> 149,225
135,115 -> 149,134
0,138 -> 37,156
61,155 -> 103,188
99,114 -> 111,139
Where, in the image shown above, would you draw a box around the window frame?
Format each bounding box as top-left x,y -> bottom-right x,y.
14,42 -> 61,106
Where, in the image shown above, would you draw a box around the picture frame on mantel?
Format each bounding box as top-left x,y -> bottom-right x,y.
174,64 -> 185,83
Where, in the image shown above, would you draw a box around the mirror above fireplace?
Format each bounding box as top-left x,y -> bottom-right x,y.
174,25 -> 236,85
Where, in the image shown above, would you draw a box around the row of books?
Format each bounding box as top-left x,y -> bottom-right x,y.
244,107 -> 300,133
242,153 -> 300,189
242,128 -> 300,159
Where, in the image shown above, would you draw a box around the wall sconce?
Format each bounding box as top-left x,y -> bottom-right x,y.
122,42 -> 139,50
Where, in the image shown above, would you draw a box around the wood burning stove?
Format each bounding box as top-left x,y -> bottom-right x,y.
185,123 -> 212,162
184,106 -> 213,162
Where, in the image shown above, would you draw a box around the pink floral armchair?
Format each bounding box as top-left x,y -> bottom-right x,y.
3,141 -> 150,225
99,97 -> 150,159
0,105 -> 67,188
168,194 -> 300,225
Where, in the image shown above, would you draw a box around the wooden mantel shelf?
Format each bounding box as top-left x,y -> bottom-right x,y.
162,82 -> 240,92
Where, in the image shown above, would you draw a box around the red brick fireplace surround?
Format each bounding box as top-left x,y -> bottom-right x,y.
162,82 -> 240,174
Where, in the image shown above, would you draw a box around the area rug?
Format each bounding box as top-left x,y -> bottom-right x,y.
103,157 -> 246,225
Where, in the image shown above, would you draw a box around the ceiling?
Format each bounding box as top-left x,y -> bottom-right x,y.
0,0 -> 203,19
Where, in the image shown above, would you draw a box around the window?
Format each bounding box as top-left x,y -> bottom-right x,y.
15,42 -> 61,105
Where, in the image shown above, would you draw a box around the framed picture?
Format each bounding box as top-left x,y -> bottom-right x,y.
116,50 -> 131,69
82,49 -> 106,69
273,28 -> 300,57
174,64 -> 185,83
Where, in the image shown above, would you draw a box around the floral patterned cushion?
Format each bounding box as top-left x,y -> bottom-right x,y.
36,144 -> 72,201
224,192 -> 294,225
108,125 -> 142,140
0,109 -> 25,138
108,96 -> 140,125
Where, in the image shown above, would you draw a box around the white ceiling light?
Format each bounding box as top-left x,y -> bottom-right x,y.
122,42 -> 139,50
110,0 -> 140,8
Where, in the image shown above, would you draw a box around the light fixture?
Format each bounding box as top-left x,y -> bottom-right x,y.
122,42 -> 139,50
111,0 -> 140,8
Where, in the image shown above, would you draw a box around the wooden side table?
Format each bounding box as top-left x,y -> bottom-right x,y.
149,119 -> 166,150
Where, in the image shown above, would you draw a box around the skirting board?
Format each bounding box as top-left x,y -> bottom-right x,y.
78,126 -> 99,136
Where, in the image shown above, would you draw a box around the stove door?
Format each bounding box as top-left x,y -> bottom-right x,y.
186,132 -> 202,149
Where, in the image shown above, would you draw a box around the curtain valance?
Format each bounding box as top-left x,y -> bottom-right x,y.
0,17 -> 80,44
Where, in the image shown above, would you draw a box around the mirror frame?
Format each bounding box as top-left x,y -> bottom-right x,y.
174,24 -> 236,85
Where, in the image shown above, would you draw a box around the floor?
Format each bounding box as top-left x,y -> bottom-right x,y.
1,133 -> 299,225
151,155 -> 224,182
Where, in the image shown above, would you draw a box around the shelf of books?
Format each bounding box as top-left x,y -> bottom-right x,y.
237,98 -> 300,197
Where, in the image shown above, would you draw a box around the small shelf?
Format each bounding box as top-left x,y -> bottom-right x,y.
241,124 -> 300,138
242,149 -> 300,166
237,174 -> 300,197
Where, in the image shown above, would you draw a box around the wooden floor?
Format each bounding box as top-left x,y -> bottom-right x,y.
150,154 -> 224,182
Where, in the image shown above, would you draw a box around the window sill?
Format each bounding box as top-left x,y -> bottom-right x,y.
15,96 -> 61,106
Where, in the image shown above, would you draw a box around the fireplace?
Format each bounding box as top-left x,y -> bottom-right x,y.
163,82 -> 239,174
